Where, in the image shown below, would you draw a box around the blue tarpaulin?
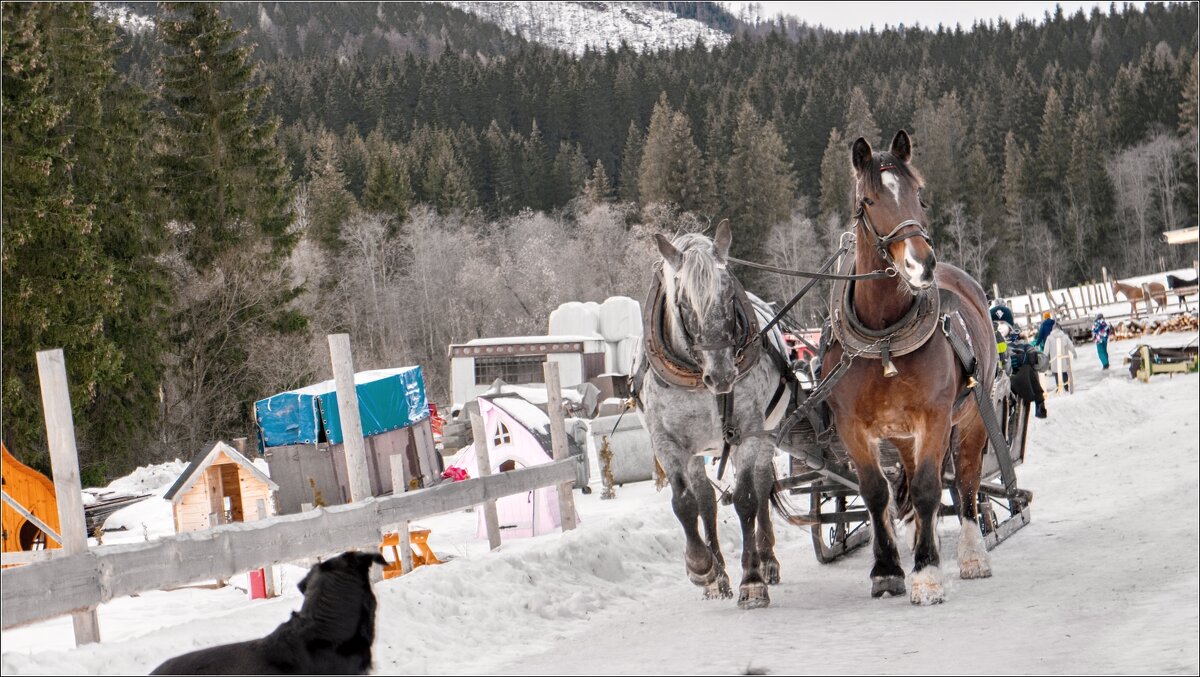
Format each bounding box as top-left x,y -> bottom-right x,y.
255,367 -> 429,448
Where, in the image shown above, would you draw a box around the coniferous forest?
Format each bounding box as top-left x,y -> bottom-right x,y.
3,2 -> 1197,480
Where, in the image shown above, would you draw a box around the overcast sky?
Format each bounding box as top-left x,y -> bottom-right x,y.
724,1 -> 1148,33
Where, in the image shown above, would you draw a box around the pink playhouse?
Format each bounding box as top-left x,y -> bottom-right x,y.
447,396 -> 576,539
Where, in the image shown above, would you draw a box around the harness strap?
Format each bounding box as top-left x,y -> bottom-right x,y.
941,315 -> 1021,500
716,390 -> 738,481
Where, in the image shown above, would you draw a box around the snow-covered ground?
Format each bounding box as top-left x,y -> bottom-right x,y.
443,1 -> 731,55
3,331 -> 1197,674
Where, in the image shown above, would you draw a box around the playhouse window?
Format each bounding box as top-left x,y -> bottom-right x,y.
494,421 -> 513,446
474,355 -> 545,385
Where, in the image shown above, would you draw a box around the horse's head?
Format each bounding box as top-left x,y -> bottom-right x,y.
851,130 -> 935,293
654,221 -> 743,395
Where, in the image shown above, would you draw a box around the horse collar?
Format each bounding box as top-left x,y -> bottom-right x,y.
828,252 -> 942,373
642,269 -> 762,391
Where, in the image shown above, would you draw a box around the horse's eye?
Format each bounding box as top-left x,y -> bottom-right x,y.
919,195 -> 929,210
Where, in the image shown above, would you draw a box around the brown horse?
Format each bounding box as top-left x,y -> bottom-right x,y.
822,131 -> 998,605
1113,281 -> 1167,316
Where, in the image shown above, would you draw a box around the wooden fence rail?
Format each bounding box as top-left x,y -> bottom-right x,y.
1,459 -> 575,630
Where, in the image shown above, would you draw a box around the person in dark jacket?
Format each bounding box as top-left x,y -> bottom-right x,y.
989,302 -> 1047,419
1033,311 -> 1056,350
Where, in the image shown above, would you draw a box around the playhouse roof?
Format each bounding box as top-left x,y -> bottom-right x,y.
163,441 -> 278,503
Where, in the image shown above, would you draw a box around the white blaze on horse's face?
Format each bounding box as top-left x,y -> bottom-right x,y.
880,171 -> 902,204
902,241 -> 932,291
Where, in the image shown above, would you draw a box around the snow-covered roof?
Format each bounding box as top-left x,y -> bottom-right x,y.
164,442 -> 278,502
283,367 -> 421,397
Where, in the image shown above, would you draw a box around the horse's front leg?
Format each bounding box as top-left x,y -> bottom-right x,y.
688,455 -> 732,599
657,442 -> 720,596
908,421 -> 953,605
843,427 -> 906,598
732,439 -> 775,609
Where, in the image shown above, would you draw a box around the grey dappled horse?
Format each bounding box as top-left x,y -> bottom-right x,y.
636,223 -> 791,609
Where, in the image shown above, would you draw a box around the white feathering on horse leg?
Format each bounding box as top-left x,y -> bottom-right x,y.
957,520 -> 993,580
909,566 -> 945,606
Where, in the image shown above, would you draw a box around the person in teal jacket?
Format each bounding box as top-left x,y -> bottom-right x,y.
1092,314 -> 1113,370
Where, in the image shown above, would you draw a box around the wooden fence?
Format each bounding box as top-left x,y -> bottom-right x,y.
1,458 -> 575,630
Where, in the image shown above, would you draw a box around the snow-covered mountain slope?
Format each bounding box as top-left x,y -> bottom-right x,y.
442,1 -> 731,55
92,2 -> 154,34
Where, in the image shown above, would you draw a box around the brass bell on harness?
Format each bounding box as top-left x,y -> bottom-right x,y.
881,341 -> 899,378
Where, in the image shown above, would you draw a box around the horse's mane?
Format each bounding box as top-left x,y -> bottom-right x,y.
664,232 -> 723,318
859,151 -> 924,199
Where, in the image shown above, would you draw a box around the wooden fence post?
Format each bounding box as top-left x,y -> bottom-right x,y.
35,349 -> 100,646
1140,283 -> 1154,316
542,362 -> 578,532
389,455 -> 413,574
327,334 -> 372,503
255,500 -> 278,598
469,412 -> 502,550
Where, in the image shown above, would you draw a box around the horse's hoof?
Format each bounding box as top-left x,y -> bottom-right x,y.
761,560 -> 781,586
737,582 -> 770,609
704,572 -> 734,600
870,575 -> 906,598
959,553 -> 992,580
957,523 -> 993,580
909,567 -> 945,605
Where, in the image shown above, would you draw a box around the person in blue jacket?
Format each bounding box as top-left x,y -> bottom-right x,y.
1092,313 -> 1113,370
1033,311 -> 1056,349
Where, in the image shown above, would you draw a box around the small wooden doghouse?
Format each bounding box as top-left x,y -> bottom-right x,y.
164,441 -> 278,533
1,443 -> 62,552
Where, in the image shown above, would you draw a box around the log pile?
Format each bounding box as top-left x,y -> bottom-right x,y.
1112,312 -> 1199,340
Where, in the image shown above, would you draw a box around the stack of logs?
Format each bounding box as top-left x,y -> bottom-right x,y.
1112,312 -> 1199,340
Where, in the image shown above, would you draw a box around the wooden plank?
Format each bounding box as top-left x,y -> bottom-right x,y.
1,549 -> 68,566
0,488 -> 62,545
542,362 -> 578,532
469,412 -> 502,551
327,334 -> 372,503
36,349 -> 100,645
2,459 -> 574,630
255,500 -> 278,598
389,454 -> 413,574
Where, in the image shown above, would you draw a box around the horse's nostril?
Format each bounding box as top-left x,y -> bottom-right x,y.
702,374 -> 714,387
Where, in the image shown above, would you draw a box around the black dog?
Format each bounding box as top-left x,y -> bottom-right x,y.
151,551 -> 387,675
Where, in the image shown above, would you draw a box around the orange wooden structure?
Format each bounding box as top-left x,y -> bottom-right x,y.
164,441 -> 278,533
1,443 -> 62,553
379,527 -> 442,579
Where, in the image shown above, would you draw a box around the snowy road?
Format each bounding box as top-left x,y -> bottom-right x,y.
3,333 -> 1197,674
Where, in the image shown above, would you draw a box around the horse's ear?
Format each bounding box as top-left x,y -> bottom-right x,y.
851,137 -> 873,174
890,130 -> 912,163
713,219 -> 732,265
654,233 -> 683,270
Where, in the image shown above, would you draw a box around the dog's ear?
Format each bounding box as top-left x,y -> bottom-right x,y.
351,551 -> 387,571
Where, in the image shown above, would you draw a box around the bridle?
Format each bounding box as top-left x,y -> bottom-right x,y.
672,277 -> 756,365
852,165 -> 934,274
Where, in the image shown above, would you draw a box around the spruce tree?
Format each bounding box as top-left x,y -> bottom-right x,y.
723,102 -> 794,260
845,87 -> 883,149
307,130 -> 358,252
818,127 -> 851,223
157,1 -> 292,268
618,121 -> 643,204
2,4 -> 124,477
639,94 -> 707,213
583,159 -> 613,204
